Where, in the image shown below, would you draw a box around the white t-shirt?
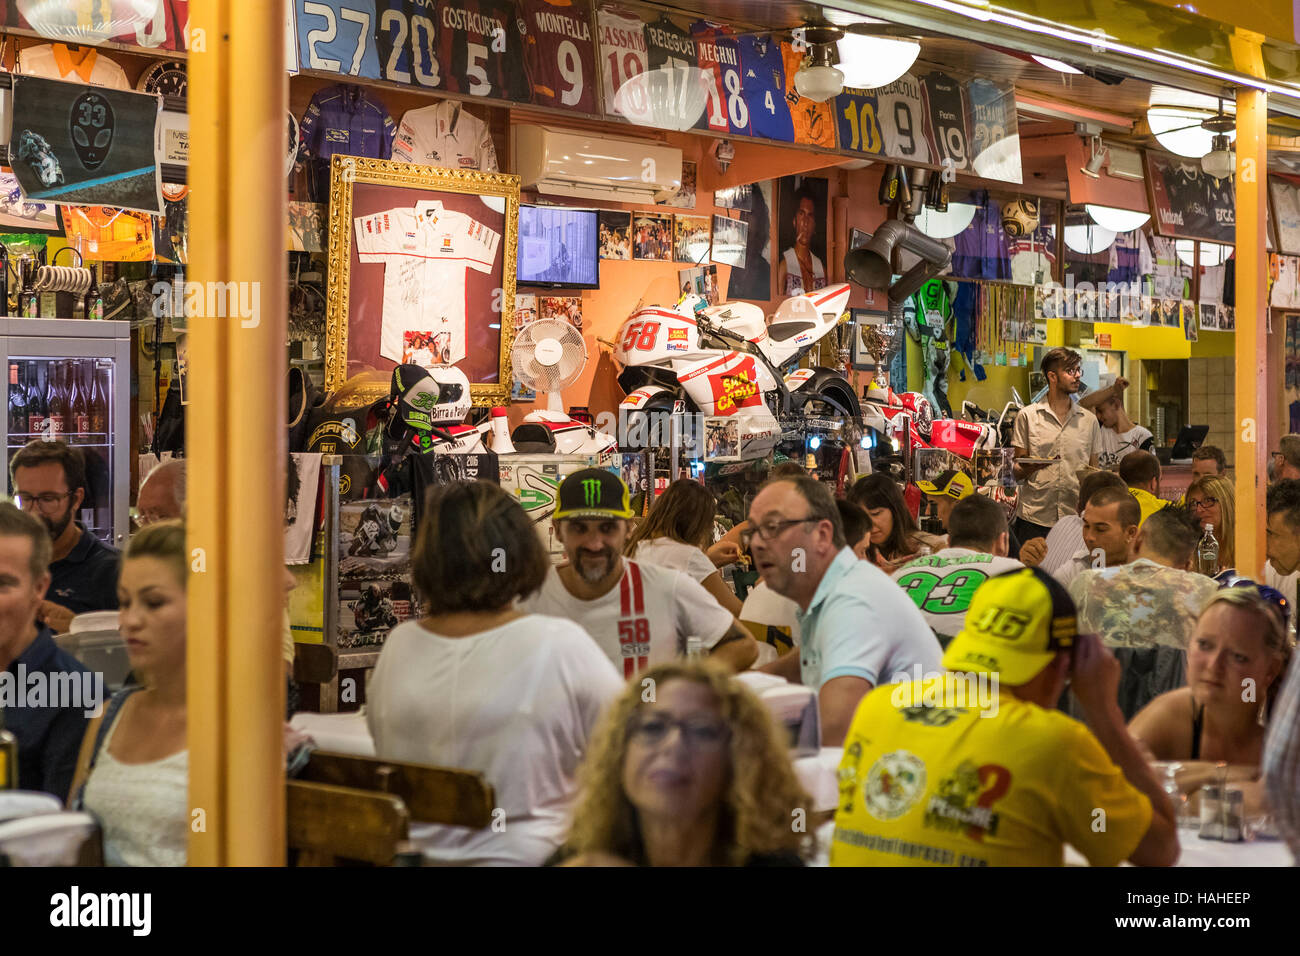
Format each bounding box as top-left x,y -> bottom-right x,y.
519,560 -> 734,678
1098,424 -> 1154,471
366,616 -> 621,866
1266,561 -> 1299,641
354,201 -> 501,364
891,547 -> 1025,639
597,6 -> 651,123
392,101 -> 498,172
632,537 -> 716,582
19,44 -> 129,89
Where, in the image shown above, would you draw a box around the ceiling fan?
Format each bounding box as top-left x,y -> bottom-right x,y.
1149,96 -> 1236,177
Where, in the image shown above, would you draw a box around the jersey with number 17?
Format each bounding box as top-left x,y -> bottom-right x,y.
735,35 -> 792,142
518,0 -> 597,113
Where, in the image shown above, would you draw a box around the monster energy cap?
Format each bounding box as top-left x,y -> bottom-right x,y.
553,468 -> 635,521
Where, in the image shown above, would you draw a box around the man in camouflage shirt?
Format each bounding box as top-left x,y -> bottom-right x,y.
1067,506 -> 1216,719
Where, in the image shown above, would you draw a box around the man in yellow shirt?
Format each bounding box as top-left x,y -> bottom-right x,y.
1118,450 -> 1169,528
831,567 -> 1178,867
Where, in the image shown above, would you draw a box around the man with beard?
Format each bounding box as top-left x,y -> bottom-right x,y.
10,441 -> 120,633
1011,347 -> 1102,543
519,469 -> 756,677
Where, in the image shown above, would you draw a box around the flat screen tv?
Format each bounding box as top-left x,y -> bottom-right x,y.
516,205 -> 599,289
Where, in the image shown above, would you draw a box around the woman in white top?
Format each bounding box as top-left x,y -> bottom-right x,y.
625,479 -> 743,615
70,521 -> 188,867
367,480 -> 622,866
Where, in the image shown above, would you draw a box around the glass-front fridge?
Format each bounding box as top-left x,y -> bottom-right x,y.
2,319 -> 131,549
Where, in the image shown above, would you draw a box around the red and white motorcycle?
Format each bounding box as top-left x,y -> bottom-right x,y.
613,284 -> 861,459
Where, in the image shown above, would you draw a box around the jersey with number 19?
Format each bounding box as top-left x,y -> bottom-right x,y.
876,72 -> 930,163
597,5 -> 649,121
518,0 -> 597,113
736,34 -> 792,142
921,71 -> 969,171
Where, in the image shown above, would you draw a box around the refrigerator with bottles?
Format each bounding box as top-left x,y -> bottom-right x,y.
3,319 -> 131,549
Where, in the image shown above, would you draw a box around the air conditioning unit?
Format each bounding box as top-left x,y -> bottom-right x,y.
514,125 -> 682,205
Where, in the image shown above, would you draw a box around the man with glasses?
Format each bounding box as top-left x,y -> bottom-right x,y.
751,476 -> 940,746
520,469 -> 757,677
1011,347 -> 1102,544
10,440 -> 119,633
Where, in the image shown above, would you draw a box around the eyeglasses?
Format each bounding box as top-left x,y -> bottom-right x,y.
1214,572 -> 1291,628
1189,497 -> 1219,511
13,491 -> 72,515
628,714 -> 731,750
741,515 -> 818,549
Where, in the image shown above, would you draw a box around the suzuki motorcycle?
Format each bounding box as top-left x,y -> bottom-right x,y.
613,284 -> 861,460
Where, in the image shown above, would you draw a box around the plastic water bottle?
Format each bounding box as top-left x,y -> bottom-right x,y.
1198,524 -> 1220,576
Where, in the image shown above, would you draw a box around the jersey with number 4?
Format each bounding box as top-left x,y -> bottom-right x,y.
892,548 -> 1024,640
876,73 -> 930,163
691,21 -> 746,135
597,6 -> 650,121
519,0 -> 597,113
736,35 -> 792,142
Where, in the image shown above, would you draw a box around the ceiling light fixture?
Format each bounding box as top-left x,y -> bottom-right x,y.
1081,136 -> 1108,178
1064,222 -> 1117,255
836,35 -> 921,89
1175,240 -> 1233,267
914,202 -> 977,239
1032,55 -> 1083,74
1085,204 -> 1151,232
821,7 -> 887,27
794,41 -> 845,102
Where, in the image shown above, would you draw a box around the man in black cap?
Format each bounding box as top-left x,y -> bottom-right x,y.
519,469 -> 757,677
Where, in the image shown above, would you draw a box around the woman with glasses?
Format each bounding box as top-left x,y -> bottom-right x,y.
1185,475 -> 1235,572
555,661 -> 813,866
625,480 -> 743,616
1129,587 -> 1293,810
847,473 -> 943,571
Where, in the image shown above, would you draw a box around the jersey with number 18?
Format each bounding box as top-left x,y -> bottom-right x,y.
691,20 -> 747,135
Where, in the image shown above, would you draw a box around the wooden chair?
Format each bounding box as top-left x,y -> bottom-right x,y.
286,752 -> 496,865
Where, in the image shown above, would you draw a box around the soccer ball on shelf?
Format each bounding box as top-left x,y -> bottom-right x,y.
1001,198 -> 1040,238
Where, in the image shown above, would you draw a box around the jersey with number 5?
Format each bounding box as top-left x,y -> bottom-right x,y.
875,72 -> 930,163
519,0 -> 597,113
736,35 -> 792,141
437,0 -> 531,101
295,0 -> 382,79
691,21 -> 746,135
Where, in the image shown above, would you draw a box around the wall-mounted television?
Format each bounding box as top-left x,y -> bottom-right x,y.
516,205 -> 599,289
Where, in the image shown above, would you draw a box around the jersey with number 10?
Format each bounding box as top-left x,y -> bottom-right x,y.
736,35 -> 792,142
835,87 -> 885,156
518,0 -> 597,113
691,21 -> 746,135
875,72 -> 930,163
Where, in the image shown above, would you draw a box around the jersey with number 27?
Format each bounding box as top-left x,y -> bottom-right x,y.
735,35 -> 792,141
891,548 -> 1024,639
519,0 -> 597,113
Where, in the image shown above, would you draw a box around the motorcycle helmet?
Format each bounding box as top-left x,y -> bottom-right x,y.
386,504 -> 405,533
385,363 -> 471,438
898,391 -> 934,441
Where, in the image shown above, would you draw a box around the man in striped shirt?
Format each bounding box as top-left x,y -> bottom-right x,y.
519,469 -> 756,676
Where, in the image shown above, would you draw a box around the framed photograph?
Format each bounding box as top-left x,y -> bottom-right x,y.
727,180 -> 774,302
632,212 -> 673,261
715,184 -> 753,211
711,214 -> 748,267
1145,150 -> 1234,244
324,156 -> 520,404
776,174 -> 829,295
704,417 -> 739,460
1199,301 -> 1220,332
679,264 -> 719,305
1270,179 -> 1300,255
850,227 -> 871,249
850,306 -> 893,371
658,160 -> 697,209
598,209 -> 631,259
674,214 -> 711,263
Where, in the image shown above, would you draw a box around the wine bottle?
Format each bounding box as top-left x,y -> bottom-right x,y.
18,259 -> 38,318
8,363 -> 26,438
46,362 -> 66,436
26,363 -> 46,437
71,361 -> 89,435
88,362 -> 107,435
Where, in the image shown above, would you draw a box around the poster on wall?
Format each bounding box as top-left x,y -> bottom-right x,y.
775,174 -> 828,296
1145,151 -> 1235,244
336,496 -> 418,649
598,209 -> 631,259
726,180 -> 773,302
633,212 -> 673,260
1199,301 -> 1220,332
715,184 -> 753,210
658,160 -> 697,209
710,214 -> 747,267
674,215 -> 711,263
0,169 -> 60,232
540,295 -> 583,332
512,293 -> 539,400
679,264 -> 719,305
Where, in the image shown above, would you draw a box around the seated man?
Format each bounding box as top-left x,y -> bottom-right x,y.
1191,445 -> 1227,481
831,567 -> 1178,867
11,440 -> 120,633
0,502 -> 92,800
519,469 -> 757,677
752,476 -> 940,746
1020,470 -> 1126,573
1052,486 -> 1141,588
1068,506 -> 1217,719
892,494 -> 1023,648
1119,450 -> 1169,528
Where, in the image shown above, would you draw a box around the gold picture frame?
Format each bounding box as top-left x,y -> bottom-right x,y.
324,155 -> 520,405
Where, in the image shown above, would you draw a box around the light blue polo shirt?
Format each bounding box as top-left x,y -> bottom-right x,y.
795,548 -> 943,690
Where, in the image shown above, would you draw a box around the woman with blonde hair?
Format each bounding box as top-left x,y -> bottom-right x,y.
1185,474 -> 1235,571
556,660 -> 813,866
625,480 -> 742,615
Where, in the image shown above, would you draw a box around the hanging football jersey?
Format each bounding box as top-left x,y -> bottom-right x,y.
18,43 -> 129,88
875,72 -> 930,163
597,5 -> 650,122
735,34 -> 792,142
780,41 -> 835,149
392,101 -> 498,172
436,0 -> 532,102
518,0 -> 598,113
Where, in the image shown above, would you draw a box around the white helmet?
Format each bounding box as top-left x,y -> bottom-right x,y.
388,363 -> 471,433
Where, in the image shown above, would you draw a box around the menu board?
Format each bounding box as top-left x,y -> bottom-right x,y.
1146,150 -> 1236,244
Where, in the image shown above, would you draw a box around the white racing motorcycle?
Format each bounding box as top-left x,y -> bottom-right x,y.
613,284 -> 861,459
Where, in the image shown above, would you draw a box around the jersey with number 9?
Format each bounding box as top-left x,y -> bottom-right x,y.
875,72 -> 930,163
519,0 -> 597,114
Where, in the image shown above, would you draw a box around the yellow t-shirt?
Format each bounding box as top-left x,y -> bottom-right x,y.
1129,487 -> 1169,528
830,677 -> 1152,867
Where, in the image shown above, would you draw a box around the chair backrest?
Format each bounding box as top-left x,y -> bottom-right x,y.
297,751 -> 495,827
286,780 -> 409,866
293,642 -> 338,684
0,812 -> 102,866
